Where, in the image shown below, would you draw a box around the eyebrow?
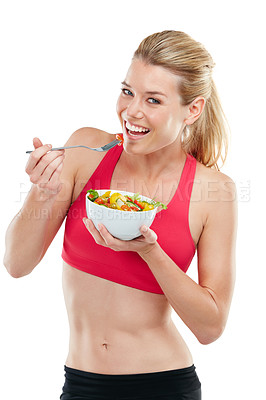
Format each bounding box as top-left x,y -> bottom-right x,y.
121,81 -> 167,97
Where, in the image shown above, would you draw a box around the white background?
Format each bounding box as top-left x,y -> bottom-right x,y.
0,0 -> 265,399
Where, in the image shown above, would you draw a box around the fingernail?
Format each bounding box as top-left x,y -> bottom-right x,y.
142,226 -> 148,232
98,223 -> 103,230
47,144 -> 52,148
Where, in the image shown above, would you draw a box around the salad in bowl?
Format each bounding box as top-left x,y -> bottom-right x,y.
86,189 -> 167,240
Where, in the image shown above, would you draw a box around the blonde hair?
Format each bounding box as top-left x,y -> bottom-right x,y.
134,30 -> 229,170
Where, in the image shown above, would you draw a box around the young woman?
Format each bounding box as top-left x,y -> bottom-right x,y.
4,30 -> 237,400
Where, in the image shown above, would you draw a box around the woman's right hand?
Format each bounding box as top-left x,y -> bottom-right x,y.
25,137 -> 65,200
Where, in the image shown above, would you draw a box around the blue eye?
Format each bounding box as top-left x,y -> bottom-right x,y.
148,98 -> 160,104
122,88 -> 133,96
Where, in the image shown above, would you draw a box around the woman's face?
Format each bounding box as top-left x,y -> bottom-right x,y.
116,59 -> 188,155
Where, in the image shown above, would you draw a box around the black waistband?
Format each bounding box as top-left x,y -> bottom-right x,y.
62,364 -> 201,398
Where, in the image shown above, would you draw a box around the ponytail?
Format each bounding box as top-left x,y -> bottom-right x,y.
181,80 -> 229,170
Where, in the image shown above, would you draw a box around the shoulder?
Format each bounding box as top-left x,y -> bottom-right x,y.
191,160 -> 237,234
194,160 -> 237,203
66,126 -> 116,147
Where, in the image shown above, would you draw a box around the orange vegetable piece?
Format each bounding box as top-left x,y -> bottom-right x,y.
116,134 -> 124,146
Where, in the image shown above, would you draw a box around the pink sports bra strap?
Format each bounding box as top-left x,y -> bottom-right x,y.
178,153 -> 197,204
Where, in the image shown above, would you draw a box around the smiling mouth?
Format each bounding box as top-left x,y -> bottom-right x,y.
124,120 -> 151,137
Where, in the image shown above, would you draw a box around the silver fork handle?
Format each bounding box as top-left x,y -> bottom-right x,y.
26,145 -> 90,154
26,140 -> 121,154
53,139 -> 122,152
49,145 -> 92,151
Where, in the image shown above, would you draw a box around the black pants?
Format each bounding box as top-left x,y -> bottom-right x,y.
60,364 -> 201,399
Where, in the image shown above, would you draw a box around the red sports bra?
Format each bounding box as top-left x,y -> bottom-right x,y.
62,144 -> 197,295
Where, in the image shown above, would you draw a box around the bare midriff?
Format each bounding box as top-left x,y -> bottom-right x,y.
62,261 -> 193,375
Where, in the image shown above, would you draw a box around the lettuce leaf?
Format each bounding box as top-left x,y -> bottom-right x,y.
87,189 -> 99,202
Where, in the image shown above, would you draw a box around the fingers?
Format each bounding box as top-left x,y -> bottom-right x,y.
83,218 -> 106,247
25,138 -> 66,198
139,225 -> 158,243
25,143 -> 53,173
83,219 -> 127,251
48,162 -> 63,188
33,137 -> 43,149
25,140 -> 65,183
37,162 -> 64,195
82,218 -> 157,256
97,223 -> 116,247
37,153 -> 65,185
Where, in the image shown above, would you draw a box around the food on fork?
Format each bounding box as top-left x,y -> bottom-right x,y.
116,134 -> 124,146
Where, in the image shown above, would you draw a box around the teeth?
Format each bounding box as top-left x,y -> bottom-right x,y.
128,131 -> 142,137
126,121 -> 149,133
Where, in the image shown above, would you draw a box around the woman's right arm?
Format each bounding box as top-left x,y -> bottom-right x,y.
3,136 -> 76,278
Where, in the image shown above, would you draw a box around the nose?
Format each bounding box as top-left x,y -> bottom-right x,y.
126,97 -> 144,119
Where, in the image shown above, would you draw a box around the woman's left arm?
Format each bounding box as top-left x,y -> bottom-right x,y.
83,176 -> 238,345
138,176 -> 238,345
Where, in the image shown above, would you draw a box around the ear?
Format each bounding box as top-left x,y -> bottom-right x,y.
184,97 -> 205,125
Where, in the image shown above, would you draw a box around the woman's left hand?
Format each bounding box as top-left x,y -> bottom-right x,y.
82,218 -> 158,256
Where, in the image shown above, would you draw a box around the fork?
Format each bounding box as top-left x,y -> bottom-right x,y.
26,138 -> 122,154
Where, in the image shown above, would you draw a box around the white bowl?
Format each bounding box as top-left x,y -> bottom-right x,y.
86,189 -> 158,240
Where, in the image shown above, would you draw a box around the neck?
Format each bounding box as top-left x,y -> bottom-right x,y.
122,136 -> 187,181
